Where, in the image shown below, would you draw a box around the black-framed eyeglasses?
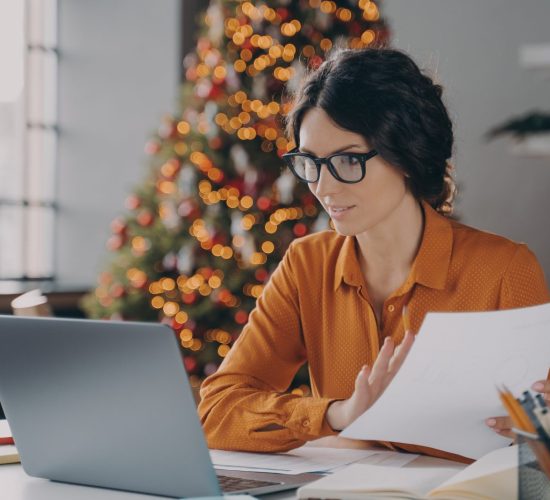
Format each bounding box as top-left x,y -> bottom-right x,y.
282,148 -> 378,184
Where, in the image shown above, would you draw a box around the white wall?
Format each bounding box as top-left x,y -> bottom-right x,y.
56,1 -> 550,287
56,0 -> 180,286
385,0 -> 550,279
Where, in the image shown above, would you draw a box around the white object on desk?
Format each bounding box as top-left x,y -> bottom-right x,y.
0,418 -> 13,438
297,445 -> 517,500
342,304 -> 550,459
0,451 -> 465,500
0,419 -> 19,465
210,447 -> 418,475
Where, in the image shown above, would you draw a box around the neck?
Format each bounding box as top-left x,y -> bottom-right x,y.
355,194 -> 424,277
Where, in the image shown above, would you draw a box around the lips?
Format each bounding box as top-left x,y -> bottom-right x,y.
327,205 -> 355,218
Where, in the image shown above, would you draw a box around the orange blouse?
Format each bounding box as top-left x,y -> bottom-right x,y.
198,201 -> 550,455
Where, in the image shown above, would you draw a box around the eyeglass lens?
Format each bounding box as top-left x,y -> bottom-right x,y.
290,154 -> 364,182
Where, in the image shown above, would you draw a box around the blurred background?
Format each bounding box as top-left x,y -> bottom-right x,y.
0,0 -> 549,417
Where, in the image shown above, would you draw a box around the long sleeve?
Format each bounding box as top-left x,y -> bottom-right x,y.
498,244 -> 550,309
198,242 -> 338,452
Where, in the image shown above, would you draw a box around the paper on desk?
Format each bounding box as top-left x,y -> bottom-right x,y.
0,419 -> 19,465
0,419 -> 12,438
210,447 -> 417,475
342,303 -> 550,460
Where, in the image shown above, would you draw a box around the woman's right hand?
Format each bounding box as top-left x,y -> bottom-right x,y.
326,330 -> 415,431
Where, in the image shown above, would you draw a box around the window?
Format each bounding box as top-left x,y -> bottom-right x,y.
0,0 -> 58,281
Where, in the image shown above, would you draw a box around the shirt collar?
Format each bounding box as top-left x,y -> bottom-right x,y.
334,200 -> 453,291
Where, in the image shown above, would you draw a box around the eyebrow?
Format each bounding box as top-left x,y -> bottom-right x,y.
299,144 -> 363,155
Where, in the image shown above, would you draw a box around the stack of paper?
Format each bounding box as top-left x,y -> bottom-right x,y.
210,446 -> 418,475
0,419 -> 19,465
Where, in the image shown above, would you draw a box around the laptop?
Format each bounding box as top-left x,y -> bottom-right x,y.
0,315 -> 320,497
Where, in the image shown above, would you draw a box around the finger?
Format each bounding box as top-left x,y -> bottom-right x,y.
387,330 -> 415,375
354,364 -> 371,391
368,337 -> 395,384
486,416 -> 513,433
494,428 -> 516,439
531,379 -> 550,398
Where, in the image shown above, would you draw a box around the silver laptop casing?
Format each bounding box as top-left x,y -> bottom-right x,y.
0,315 -> 221,498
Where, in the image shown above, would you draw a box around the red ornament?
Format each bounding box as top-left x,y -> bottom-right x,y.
144,141 -> 161,155
310,56 -> 323,69
201,268 -> 214,279
137,210 -> 155,227
293,223 -> 308,237
171,318 -> 185,330
255,268 -> 269,282
257,196 -> 271,211
183,356 -> 198,373
125,195 -> 141,211
276,7 -> 289,20
182,292 -> 197,305
302,193 -> 316,206
209,136 -> 223,150
350,21 -> 362,36
110,284 -> 126,298
208,84 -> 223,99
234,310 -> 248,325
106,234 -> 125,251
110,217 -> 127,235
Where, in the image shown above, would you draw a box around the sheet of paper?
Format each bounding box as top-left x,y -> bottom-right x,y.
342,303 -> 550,459
436,445 -> 517,489
0,419 -> 12,438
297,462 -> 460,498
210,446 -> 416,475
328,449 -> 418,473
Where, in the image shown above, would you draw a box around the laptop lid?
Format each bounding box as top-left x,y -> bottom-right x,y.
0,315 -> 221,498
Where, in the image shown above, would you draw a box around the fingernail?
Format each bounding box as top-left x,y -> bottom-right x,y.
486,418 -> 496,427
532,382 -> 544,391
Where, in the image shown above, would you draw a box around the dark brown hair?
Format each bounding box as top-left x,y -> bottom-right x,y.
284,47 -> 456,215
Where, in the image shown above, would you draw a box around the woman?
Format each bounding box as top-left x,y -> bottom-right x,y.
198,47 -> 550,458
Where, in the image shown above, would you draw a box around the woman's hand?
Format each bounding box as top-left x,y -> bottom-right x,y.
531,377 -> 550,405
485,375 -> 550,439
485,416 -> 514,439
326,330 -> 415,431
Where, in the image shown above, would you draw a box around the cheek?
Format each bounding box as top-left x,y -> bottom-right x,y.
308,182 -> 320,200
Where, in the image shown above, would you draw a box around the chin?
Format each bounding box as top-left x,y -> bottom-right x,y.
330,221 -> 363,237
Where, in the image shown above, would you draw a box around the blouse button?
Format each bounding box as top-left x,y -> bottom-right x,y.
387,304 -> 395,312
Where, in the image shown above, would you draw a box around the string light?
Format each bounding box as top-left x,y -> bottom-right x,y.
175,311 -> 189,324
90,0 -> 387,385
151,296 -> 164,309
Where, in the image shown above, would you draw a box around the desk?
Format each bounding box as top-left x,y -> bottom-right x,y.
0,438 -> 466,500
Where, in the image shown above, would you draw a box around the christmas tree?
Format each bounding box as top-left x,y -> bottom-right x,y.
83,0 -> 389,391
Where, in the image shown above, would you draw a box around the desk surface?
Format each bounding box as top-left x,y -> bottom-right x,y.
0,440 -> 465,500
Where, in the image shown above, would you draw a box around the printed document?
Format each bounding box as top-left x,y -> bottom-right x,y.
341,303 -> 550,459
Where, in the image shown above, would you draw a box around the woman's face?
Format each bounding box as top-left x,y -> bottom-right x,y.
299,107 -> 410,237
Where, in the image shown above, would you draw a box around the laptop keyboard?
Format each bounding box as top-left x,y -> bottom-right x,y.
217,473 -> 283,492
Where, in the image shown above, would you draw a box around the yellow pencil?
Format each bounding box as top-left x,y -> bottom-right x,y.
499,385 -> 536,433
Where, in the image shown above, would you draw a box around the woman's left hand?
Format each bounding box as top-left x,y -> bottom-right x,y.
485,416 -> 514,439
485,376 -> 550,439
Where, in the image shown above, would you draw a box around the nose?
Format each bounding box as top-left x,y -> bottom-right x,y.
311,164 -> 342,198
